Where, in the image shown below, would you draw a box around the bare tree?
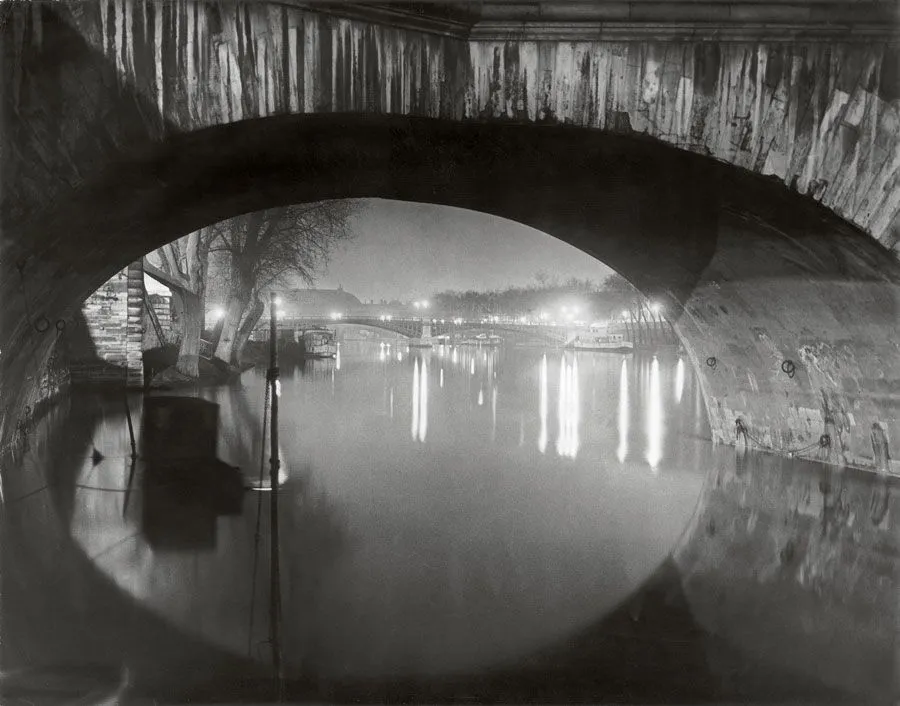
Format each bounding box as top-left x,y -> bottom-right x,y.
143,228 -> 213,378
210,201 -> 355,366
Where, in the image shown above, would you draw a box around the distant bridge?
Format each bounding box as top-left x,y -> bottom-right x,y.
261,316 -> 572,343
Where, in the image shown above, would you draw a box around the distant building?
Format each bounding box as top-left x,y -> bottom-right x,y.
146,293 -> 175,343
276,286 -> 365,317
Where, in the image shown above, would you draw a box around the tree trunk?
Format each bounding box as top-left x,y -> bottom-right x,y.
213,290 -> 248,363
175,290 -> 203,377
232,297 -> 265,365
213,246 -> 255,364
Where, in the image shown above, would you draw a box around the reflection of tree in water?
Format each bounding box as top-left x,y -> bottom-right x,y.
214,380 -> 351,669
216,384 -> 265,475
279,461 -> 351,671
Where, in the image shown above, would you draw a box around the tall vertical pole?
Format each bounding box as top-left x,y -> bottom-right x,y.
268,292 -> 285,702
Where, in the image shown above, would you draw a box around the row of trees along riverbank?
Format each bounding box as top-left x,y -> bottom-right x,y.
143,201 -> 354,384
431,273 -> 640,321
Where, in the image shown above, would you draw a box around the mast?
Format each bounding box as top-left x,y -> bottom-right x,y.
268,292 -> 285,701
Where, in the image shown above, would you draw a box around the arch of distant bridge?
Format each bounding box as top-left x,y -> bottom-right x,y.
268,317 -> 570,343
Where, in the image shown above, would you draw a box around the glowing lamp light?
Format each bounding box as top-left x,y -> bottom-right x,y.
650,302 -> 662,315
211,307 -> 225,320
422,301 -> 430,309
273,296 -> 282,306
621,310 -> 629,318
330,312 -> 343,320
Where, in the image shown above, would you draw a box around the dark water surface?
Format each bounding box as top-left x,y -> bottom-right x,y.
2,342 -> 896,703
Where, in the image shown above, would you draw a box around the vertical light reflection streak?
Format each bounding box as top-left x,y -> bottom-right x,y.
491,386 -> 497,441
556,356 -> 580,458
389,388 -> 394,419
470,358 -> 475,375
571,356 -> 580,456
335,345 -> 341,371
556,356 -> 567,455
675,357 -> 684,403
452,348 -> 458,365
440,368 -> 444,388
538,354 -> 548,453
646,356 -> 663,471
478,388 -> 484,406
411,358 -> 419,440
617,358 -> 629,463
419,358 -> 428,442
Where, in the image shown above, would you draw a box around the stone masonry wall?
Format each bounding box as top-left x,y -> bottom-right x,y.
70,262 -> 144,386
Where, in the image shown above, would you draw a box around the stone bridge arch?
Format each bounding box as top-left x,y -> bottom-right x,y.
2,1 -> 900,472
36,0 -> 900,249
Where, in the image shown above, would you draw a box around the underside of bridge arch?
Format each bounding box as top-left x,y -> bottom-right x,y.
3,6 -> 899,472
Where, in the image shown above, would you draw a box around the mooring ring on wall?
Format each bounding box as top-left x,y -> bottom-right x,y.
34,316 -> 50,333
781,359 -> 796,378
706,356 -> 717,369
55,319 -> 66,333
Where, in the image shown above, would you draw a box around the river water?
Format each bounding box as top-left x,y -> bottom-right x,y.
39,342 -> 718,679
9,340 -> 894,702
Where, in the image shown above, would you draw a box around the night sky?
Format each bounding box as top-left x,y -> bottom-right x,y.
311,199 -> 614,303
145,199 -> 614,301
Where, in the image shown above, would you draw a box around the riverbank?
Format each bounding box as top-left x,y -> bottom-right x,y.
144,345 -> 254,389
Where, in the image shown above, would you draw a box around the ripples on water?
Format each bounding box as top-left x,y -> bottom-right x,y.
25,342 -> 719,679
